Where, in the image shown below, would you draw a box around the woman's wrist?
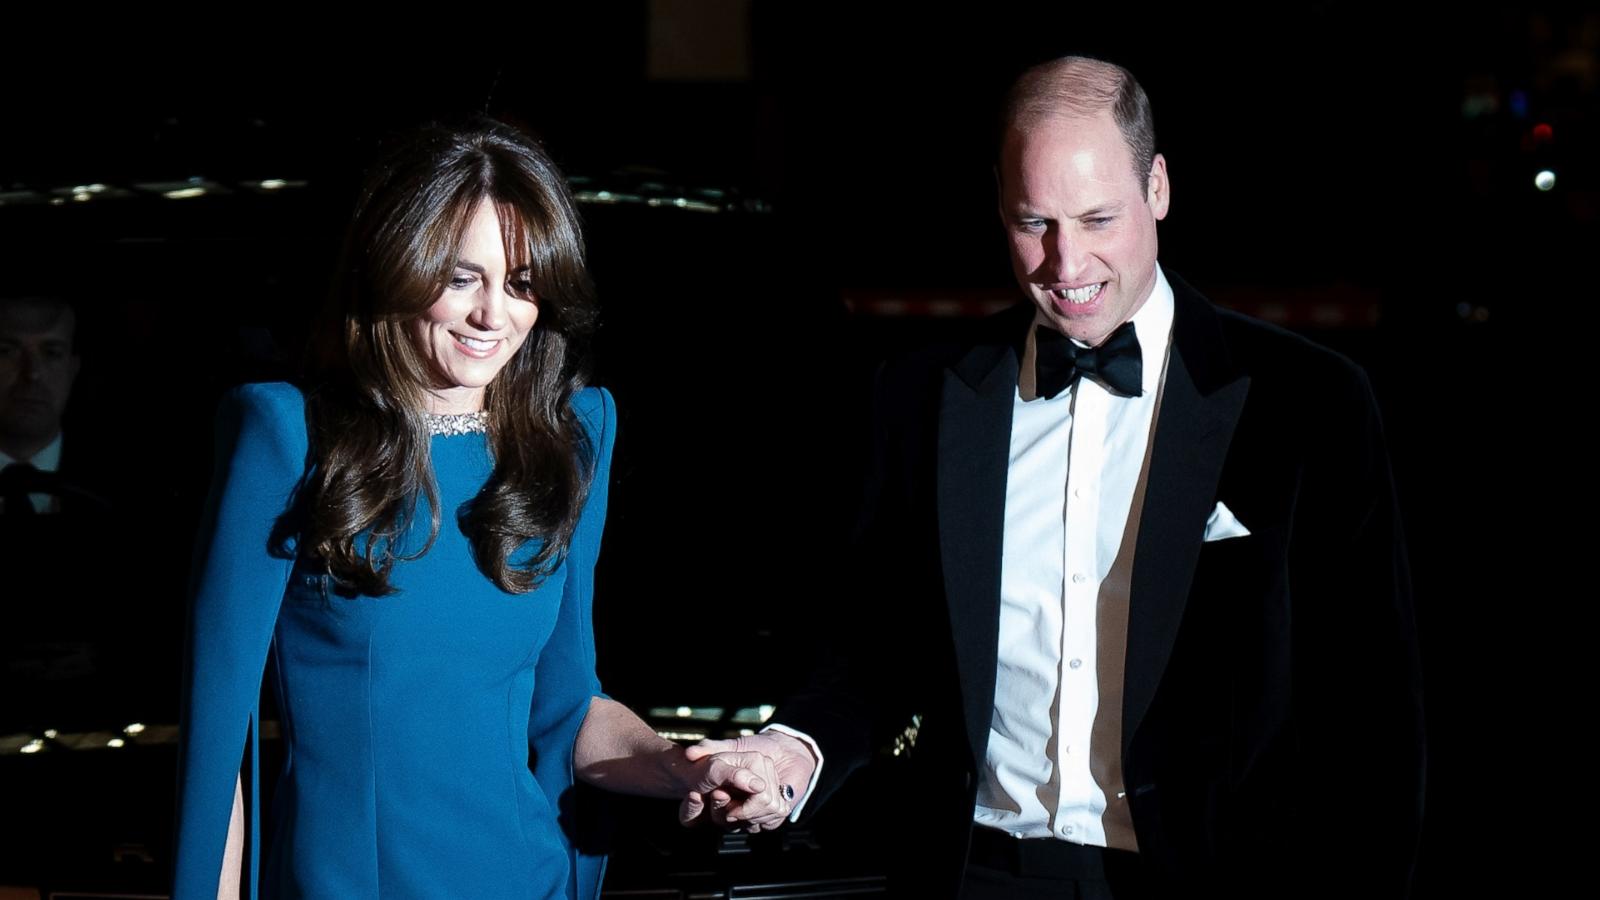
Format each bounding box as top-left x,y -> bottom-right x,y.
656,742 -> 699,797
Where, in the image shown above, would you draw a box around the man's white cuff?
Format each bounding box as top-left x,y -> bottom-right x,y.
760,723 -> 824,823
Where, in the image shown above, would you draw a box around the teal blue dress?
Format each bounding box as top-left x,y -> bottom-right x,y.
173,382 -> 613,899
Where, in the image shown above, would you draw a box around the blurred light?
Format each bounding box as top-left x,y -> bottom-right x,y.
125,723 -> 146,735
107,738 -> 126,748
1510,90 -> 1528,118
574,189 -> 644,206
1533,123 -> 1554,143
739,728 -> 755,737
657,730 -> 708,742
21,739 -> 44,754
73,191 -> 92,202
1461,92 -> 1498,119
1535,170 -> 1556,191
43,729 -> 58,739
651,706 -> 725,721
260,179 -> 287,190
645,196 -> 721,213
164,187 -> 206,199
758,705 -> 776,722
72,183 -> 109,194
50,197 -> 65,206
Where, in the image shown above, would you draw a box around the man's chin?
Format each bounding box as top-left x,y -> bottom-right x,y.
0,411 -> 61,438
1034,311 -> 1106,346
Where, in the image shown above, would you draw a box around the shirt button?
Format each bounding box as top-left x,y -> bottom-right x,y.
1073,487 -> 1083,499
1071,573 -> 1086,584
1069,658 -> 1083,669
1012,831 -> 1025,839
1063,826 -> 1075,836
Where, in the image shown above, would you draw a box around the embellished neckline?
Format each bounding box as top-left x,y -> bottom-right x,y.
425,410 -> 488,437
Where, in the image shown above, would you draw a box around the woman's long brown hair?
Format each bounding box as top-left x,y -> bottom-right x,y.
297,117 -> 599,596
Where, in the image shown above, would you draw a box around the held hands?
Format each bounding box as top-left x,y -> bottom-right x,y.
676,732 -> 818,833
677,747 -> 787,833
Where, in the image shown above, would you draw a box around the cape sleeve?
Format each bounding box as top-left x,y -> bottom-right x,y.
172,383 -> 306,899
527,385 -> 615,900
769,359 -> 908,818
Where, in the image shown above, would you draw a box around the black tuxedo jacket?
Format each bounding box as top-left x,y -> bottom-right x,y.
778,272 -> 1425,898
0,429 -> 114,518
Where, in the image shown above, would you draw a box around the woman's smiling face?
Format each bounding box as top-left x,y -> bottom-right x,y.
411,198 -> 540,414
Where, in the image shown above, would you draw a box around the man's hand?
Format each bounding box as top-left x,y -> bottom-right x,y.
676,748 -> 791,833
678,732 -> 818,832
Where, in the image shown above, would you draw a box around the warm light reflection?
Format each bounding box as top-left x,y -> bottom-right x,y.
658,730 -> 708,742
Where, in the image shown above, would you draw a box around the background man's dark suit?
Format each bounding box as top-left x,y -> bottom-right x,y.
776,271 -> 1426,897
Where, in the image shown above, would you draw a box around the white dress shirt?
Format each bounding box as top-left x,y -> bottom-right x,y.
972,264 -> 1173,849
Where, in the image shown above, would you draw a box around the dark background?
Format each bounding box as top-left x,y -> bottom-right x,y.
1,3 -> 1590,896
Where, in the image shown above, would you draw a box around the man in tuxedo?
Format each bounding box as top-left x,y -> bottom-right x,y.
0,293 -> 98,516
684,56 -> 1424,898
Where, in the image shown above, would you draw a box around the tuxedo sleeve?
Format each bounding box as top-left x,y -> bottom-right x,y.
1283,363 -> 1426,897
172,383 -> 305,899
770,359 -> 929,819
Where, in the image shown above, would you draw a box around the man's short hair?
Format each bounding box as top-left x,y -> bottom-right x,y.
0,295 -> 79,354
1000,55 -> 1157,188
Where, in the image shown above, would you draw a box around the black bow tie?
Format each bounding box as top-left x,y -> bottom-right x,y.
1033,320 -> 1143,399
1,462 -> 51,516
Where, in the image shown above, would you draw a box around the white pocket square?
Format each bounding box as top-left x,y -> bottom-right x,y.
1203,501 -> 1251,542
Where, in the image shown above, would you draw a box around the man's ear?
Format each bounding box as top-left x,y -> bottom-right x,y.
1147,153 -> 1170,221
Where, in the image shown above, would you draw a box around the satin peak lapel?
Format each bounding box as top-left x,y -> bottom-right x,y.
937,306 -> 1028,768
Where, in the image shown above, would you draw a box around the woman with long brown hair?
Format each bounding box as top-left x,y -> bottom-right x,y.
172,118 -> 786,899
